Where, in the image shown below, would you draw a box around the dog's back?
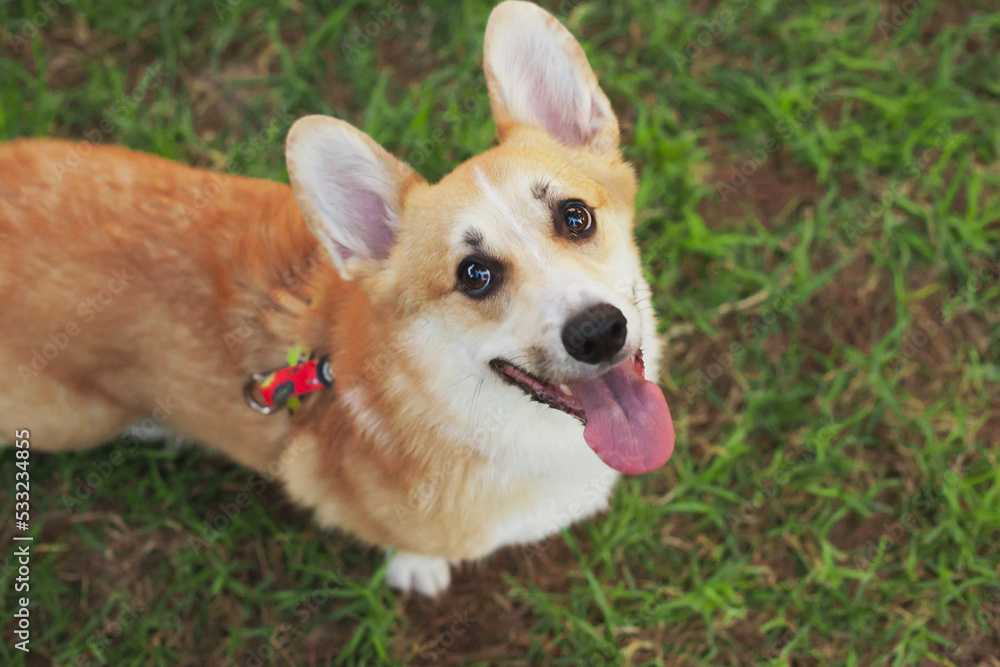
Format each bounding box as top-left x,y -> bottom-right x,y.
0,139 -> 313,468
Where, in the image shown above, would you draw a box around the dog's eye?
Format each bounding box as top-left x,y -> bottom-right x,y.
560,200 -> 595,238
458,258 -> 499,297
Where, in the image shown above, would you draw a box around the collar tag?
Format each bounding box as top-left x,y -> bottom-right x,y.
243,354 -> 333,415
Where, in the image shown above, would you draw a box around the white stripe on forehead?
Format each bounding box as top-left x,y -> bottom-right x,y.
472,165 -> 546,264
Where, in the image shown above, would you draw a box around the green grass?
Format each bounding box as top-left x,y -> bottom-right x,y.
2,0 -> 999,664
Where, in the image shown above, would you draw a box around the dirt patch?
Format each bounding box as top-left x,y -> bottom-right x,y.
799,252 -> 897,356
707,154 -> 822,230
928,618 -> 1000,666
828,510 -> 898,554
396,544 -> 565,665
373,9 -> 439,89
699,127 -> 824,233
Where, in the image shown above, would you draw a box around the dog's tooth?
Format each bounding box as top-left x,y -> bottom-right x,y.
559,384 -> 572,395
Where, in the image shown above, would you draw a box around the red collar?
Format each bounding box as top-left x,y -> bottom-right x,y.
243,354 -> 333,415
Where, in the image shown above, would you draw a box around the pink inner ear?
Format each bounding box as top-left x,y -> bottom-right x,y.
502,32 -> 608,149
519,52 -> 589,147
530,97 -> 588,147
346,189 -> 395,261
313,148 -> 400,263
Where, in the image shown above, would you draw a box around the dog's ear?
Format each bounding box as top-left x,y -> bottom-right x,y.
286,116 -> 420,280
483,0 -> 619,152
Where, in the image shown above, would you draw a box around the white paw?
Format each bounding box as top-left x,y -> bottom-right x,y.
125,421 -> 171,442
385,551 -> 451,597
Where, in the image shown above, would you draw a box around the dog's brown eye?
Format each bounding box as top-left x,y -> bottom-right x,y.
561,200 -> 594,238
458,257 -> 499,298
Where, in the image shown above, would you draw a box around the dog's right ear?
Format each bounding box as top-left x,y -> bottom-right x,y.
483,0 -> 619,152
286,116 -> 420,281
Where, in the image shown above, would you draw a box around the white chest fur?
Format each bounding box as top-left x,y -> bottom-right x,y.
383,283 -> 662,595
467,388 -> 621,550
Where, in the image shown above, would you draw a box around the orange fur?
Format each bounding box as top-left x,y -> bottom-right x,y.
1,2 -> 666,595
0,137 -> 529,558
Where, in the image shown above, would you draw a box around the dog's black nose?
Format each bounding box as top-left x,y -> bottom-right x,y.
562,303 -> 627,364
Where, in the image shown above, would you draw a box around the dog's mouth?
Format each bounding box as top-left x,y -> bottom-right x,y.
489,351 -> 675,475
489,357 -> 592,424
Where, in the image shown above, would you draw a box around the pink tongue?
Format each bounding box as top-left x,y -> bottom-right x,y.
570,360 -> 675,474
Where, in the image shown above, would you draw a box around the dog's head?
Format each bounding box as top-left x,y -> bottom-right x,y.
286,1 -> 674,474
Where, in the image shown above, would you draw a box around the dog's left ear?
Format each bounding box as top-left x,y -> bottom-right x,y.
286,116 -> 421,281
483,0 -> 619,152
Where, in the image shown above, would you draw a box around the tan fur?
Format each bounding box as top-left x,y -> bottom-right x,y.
0,140 -> 308,470
1,1 -> 661,592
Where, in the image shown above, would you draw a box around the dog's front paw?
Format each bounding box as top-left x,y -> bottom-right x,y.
385,551 -> 451,597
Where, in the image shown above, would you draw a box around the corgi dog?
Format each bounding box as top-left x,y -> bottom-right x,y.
0,0 -> 674,596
